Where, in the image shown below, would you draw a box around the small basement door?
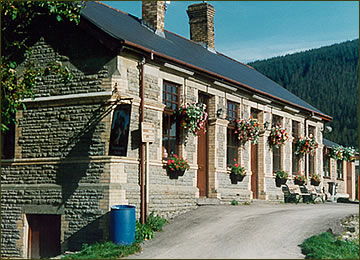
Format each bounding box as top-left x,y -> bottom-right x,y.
27,214 -> 61,259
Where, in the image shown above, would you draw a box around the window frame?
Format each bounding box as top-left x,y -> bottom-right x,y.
226,101 -> 239,167
323,148 -> 331,178
162,80 -> 180,159
272,114 -> 282,172
337,160 -> 344,180
292,120 -> 300,175
308,126 -> 316,176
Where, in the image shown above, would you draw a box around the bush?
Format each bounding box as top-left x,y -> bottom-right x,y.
300,232 -> 359,259
231,200 -> 239,205
62,241 -> 141,259
135,221 -> 154,243
147,212 -> 167,232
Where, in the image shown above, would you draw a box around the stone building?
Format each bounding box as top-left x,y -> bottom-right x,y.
1,1 -> 343,258
322,138 -> 356,201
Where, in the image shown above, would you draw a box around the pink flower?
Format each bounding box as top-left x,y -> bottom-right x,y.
234,158 -> 237,162
234,163 -> 239,167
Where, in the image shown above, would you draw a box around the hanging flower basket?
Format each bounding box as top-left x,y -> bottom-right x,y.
310,173 -> 321,186
329,145 -> 344,160
177,102 -> 208,137
343,146 -> 356,162
295,135 -> 318,156
294,175 -> 306,186
274,170 -> 288,187
166,154 -> 190,179
230,158 -> 246,184
268,124 -> 289,148
234,117 -> 260,145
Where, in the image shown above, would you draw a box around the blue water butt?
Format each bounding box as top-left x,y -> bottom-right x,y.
110,205 -> 136,245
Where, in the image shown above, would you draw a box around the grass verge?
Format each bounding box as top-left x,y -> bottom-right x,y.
62,242 -> 141,259
300,232 -> 359,259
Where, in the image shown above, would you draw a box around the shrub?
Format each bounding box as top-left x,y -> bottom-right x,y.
147,212 -> 167,232
231,199 -> 239,205
274,170 -> 288,179
300,232 -> 359,259
135,221 -> 154,243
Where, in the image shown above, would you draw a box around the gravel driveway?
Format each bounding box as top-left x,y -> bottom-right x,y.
125,201 -> 358,259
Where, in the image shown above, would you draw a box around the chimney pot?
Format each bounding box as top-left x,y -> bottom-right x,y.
187,2 -> 215,49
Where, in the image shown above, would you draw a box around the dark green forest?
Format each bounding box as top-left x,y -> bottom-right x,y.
249,39 -> 359,147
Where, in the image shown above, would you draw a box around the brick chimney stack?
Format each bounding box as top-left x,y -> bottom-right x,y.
187,2 -> 215,50
142,1 -> 166,36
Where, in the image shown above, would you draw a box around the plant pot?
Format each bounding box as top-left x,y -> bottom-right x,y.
311,179 -> 320,186
230,173 -> 245,184
294,179 -> 305,186
275,176 -> 287,187
167,169 -> 185,179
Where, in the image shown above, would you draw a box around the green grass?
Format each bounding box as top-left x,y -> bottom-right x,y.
300,232 -> 359,259
62,242 -> 141,259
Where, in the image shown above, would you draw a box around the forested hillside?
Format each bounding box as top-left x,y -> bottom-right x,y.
249,39 -> 359,147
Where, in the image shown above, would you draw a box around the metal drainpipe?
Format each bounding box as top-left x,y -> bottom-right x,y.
140,57 -> 146,224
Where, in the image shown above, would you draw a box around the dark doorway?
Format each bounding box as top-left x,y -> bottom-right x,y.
197,93 -> 209,197
27,214 -> 61,259
346,162 -> 352,199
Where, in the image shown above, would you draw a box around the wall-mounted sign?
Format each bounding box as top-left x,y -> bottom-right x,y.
141,122 -> 155,143
109,104 -> 131,156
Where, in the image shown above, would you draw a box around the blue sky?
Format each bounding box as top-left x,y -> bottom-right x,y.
103,1 -> 359,63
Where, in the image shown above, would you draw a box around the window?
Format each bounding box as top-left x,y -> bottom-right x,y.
308,126 -> 315,175
323,148 -> 330,178
292,120 -> 300,175
337,160 -> 343,179
162,81 -> 179,158
272,115 -> 282,172
226,101 -> 238,166
1,120 -> 15,159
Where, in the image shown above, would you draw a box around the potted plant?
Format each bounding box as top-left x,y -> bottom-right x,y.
329,145 -> 344,160
166,154 -> 190,179
294,174 -> 306,186
268,124 -> 289,148
230,158 -> 246,184
343,146 -> 356,162
177,102 -> 208,137
274,170 -> 288,187
234,117 -> 261,145
310,173 -> 321,186
295,135 -> 318,156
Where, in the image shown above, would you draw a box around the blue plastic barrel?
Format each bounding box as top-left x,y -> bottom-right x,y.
110,205 -> 136,245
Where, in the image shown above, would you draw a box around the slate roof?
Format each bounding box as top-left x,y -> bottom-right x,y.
81,1 -> 331,120
323,138 -> 339,148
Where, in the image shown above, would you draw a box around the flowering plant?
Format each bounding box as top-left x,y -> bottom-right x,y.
343,146 -> 356,162
329,145 -> 344,160
268,124 -> 289,148
274,170 -> 288,179
177,102 -> 208,137
310,173 -> 321,183
234,117 -> 260,145
294,174 -> 306,184
295,135 -> 318,156
231,158 -> 246,176
166,154 -> 190,172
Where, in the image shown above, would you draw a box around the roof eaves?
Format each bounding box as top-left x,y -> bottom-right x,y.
123,39 -> 332,121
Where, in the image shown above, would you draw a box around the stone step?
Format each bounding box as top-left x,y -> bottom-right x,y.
197,198 -> 221,206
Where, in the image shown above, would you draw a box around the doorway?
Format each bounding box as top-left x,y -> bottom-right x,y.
197,93 -> 209,197
346,162 -> 352,199
251,143 -> 258,199
27,214 -> 61,259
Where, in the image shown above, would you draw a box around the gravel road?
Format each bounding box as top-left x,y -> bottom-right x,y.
125,201 -> 358,259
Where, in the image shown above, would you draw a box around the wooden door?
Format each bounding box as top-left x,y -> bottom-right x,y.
28,214 -> 61,259
197,94 -> 208,197
251,143 -> 258,199
346,162 -> 352,199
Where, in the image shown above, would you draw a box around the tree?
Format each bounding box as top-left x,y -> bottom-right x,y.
1,1 -> 83,132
